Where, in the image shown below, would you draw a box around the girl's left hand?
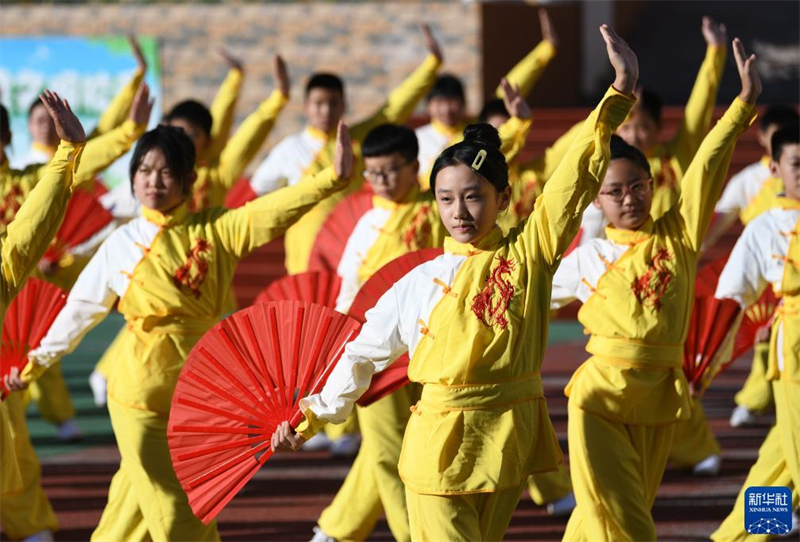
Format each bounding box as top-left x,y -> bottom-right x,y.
4,367 -> 29,393
270,420 -> 306,452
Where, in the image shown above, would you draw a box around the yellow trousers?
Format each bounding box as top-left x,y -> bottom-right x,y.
323,410 -> 359,440
318,385 -> 418,542
0,393 -> 59,540
711,379 -> 799,542
406,481 -> 526,542
27,364 -> 76,425
91,397 -> 220,542
734,343 -> 774,413
669,398 -> 721,468
95,325 -> 127,379
527,464 -> 572,505
0,402 -> 22,494
563,400 -> 675,542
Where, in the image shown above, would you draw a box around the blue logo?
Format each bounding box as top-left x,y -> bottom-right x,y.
745,486 -> 792,535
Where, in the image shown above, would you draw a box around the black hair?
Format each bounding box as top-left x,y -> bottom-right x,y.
610,134 -> 652,177
427,74 -> 465,103
637,88 -> 663,126
164,100 -> 213,138
761,105 -> 799,132
478,99 -> 509,124
0,104 -> 10,145
770,121 -> 800,163
129,125 -> 197,195
305,73 -> 345,97
362,124 -> 419,164
430,123 -> 508,192
28,96 -> 45,118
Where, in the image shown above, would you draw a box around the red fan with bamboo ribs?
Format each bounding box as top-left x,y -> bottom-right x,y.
225,178 -> 257,209
168,300 -> 361,524
349,248 -> 443,407
307,188 -> 373,272
43,190 -> 113,264
1,278 -> 67,399
732,286 -> 778,360
255,271 -> 341,308
682,294 -> 741,392
694,254 -> 730,297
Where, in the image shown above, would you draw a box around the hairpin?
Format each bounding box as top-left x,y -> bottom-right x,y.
471,149 -> 487,172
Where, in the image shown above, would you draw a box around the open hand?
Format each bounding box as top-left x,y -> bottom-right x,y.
733,38 -> 761,104
3,367 -> 29,393
39,90 -> 86,144
127,33 -> 148,73
701,16 -> 727,48
129,82 -> 155,127
217,47 -> 244,73
539,8 -> 558,48
270,420 -> 305,452
600,25 -> 638,96
334,121 -> 354,180
273,54 -> 290,99
500,78 -> 531,120
421,23 -> 444,63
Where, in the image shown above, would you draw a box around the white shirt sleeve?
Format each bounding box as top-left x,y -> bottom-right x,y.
714,170 -> 749,215
28,240 -> 119,368
300,278 -> 409,424
551,249 -> 581,309
715,220 -> 767,308
100,183 -> 141,221
249,141 -> 290,196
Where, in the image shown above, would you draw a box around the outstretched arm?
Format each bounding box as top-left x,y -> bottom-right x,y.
523,25 -> 637,269
494,8 -> 558,99
202,47 -> 246,163
497,78 -> 534,163
678,38 -> 760,252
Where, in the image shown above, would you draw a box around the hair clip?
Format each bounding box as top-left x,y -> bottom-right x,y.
471,149 -> 487,172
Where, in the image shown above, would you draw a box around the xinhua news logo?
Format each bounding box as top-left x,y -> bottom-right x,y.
744,486 -> 792,535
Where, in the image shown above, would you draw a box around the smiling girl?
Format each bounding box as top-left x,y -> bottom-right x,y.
272,25 -> 637,541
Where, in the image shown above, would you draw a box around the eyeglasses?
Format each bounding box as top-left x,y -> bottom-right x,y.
598,179 -> 652,202
363,161 -> 410,182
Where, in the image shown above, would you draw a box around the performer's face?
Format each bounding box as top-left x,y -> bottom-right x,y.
772,143 -> 800,202
434,164 -> 509,244
133,147 -> 191,213
305,88 -> 345,135
363,152 -> 419,202
617,109 -> 659,154
595,158 -> 653,231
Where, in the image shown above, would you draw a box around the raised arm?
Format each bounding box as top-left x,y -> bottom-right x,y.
678,38 -> 759,252
2,91 -> 85,301
202,47 -> 246,163
517,119 -> 583,184
216,55 -> 290,190
350,24 -> 443,141
667,17 -> 727,171
494,8 -> 558,99
523,25 -> 637,269
497,79 -> 534,163
216,122 -> 353,259
90,34 -> 147,138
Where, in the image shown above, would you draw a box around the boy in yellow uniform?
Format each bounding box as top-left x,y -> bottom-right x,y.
273,25 -> 638,542
1,91 -> 87,542
553,39 -> 759,541
12,117 -> 355,541
711,123 -> 800,541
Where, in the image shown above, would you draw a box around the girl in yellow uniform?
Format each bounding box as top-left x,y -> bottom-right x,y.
556,39 -> 760,541
1,91 -> 87,542
272,25 -> 637,542
711,123 -> 800,541
16,118 -> 354,540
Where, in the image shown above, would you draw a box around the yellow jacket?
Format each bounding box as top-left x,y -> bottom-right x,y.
740,177 -> 784,225
203,68 -> 244,164
298,86 -> 635,494
648,45 -> 727,219
566,98 -> 756,425
494,40 -> 557,99
1,140 -> 84,493
24,167 -> 347,416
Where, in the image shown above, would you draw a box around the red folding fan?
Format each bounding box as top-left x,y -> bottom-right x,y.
1,278 -> 67,399
307,188 -> 374,272
694,254 -> 730,298
732,286 -> 778,360
43,190 -> 113,264
564,228 -> 582,257
254,271 -> 342,308
348,248 -> 443,407
225,178 -> 257,209
168,300 -> 361,524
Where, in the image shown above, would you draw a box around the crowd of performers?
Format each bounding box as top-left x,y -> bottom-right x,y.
0,10 -> 798,542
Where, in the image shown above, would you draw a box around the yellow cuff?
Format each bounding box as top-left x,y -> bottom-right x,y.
259,89 -> 289,117
725,97 -> 758,127
20,360 -> 48,383
598,86 -> 637,132
295,408 -> 328,440
423,53 -> 443,72
537,39 -> 557,60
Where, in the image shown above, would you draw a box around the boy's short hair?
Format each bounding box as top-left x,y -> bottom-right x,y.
164,100 -> 213,138
610,134 -> 652,177
761,105 -> 799,132
637,88 -> 663,126
478,99 -> 509,123
362,124 -> 419,164
427,74 -> 465,103
1,104 -> 10,144
305,73 -> 345,97
770,121 -> 800,163
129,125 -> 197,195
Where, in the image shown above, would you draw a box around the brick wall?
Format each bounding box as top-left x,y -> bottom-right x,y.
1,2 -> 480,171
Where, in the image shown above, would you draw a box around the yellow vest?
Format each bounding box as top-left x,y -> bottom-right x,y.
769,199 -> 800,383
740,177 -> 784,225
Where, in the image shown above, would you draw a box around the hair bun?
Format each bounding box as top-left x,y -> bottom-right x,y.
462,123 -> 502,151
